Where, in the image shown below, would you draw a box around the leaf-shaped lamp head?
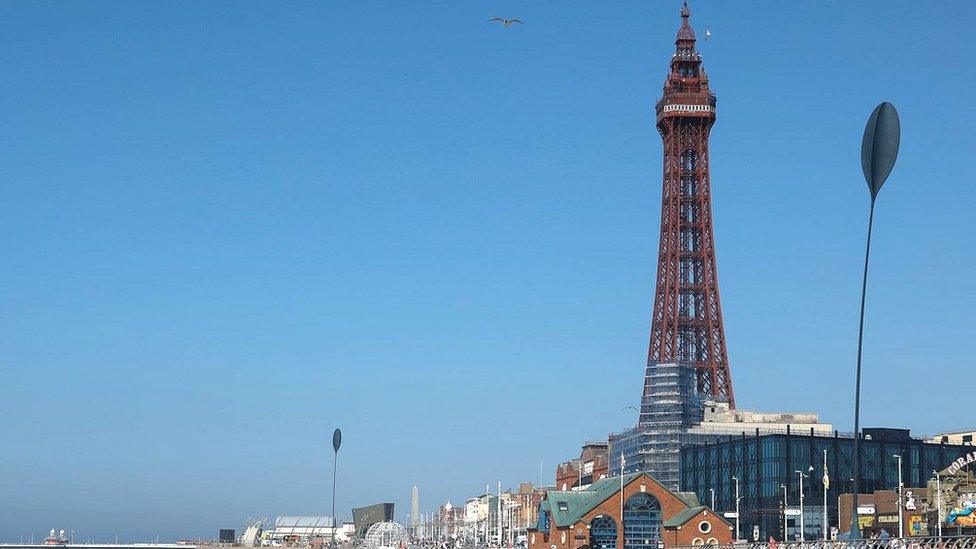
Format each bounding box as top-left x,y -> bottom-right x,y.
861,102 -> 901,201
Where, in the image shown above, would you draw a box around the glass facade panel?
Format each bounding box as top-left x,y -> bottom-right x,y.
590,515 -> 617,549
624,493 -> 662,549
679,430 -> 972,541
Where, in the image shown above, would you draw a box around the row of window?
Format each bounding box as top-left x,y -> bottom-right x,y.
681,437 -> 972,500
662,103 -> 714,114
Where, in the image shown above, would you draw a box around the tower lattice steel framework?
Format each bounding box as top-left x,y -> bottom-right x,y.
642,2 -> 735,413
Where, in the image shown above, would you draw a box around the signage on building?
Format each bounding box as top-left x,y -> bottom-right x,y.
857,505 -> 876,515
858,516 -> 875,529
909,515 -> 924,536
784,509 -> 801,517
946,452 -> 976,475
877,515 -> 899,524
723,512 -> 739,519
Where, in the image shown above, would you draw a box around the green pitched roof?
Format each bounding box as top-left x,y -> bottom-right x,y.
675,492 -> 701,507
662,506 -> 708,528
545,473 -> 645,527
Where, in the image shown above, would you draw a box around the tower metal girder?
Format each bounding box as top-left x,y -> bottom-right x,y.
643,1 -> 735,410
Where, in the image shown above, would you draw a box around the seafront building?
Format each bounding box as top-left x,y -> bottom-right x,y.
931,429 -> 976,445
608,390 -> 833,491
679,427 -> 974,541
527,472 -> 732,549
265,517 -> 354,544
556,442 -> 610,492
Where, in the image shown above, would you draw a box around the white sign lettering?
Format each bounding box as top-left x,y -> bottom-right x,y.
946,452 -> 976,475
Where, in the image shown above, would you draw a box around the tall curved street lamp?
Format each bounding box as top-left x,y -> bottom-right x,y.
849,102 -> 900,539
332,428 -> 342,547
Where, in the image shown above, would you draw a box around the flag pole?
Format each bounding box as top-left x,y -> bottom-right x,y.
823,449 -> 829,541
620,454 -> 625,549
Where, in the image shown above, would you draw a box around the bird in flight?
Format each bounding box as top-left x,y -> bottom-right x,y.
705,27 -> 712,41
488,17 -> 524,28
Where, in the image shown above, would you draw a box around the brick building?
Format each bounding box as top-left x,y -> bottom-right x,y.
516,483 -> 549,533
557,442 -> 610,492
528,472 -> 731,549
837,489 -> 919,538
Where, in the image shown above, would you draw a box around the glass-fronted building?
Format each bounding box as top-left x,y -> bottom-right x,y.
679,427 -> 972,541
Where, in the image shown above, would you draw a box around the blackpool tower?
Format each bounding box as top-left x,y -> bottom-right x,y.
642,2 -> 735,413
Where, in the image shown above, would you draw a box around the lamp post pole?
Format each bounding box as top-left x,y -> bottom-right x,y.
709,488 -> 715,511
850,102 -> 900,540
893,454 -> 903,538
823,450 -> 829,541
731,476 -> 740,542
620,454 -> 625,549
498,481 -> 502,547
781,484 -> 788,542
796,470 -> 806,542
934,471 -> 943,539
331,428 -> 342,548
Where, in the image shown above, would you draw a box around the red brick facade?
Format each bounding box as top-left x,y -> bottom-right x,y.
556,443 -> 610,491
662,508 -> 729,547
528,473 -> 732,549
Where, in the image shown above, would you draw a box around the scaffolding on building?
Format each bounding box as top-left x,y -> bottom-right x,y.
636,362 -> 703,490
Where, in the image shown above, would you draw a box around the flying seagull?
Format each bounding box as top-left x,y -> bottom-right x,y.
705,27 -> 712,41
488,17 -> 523,28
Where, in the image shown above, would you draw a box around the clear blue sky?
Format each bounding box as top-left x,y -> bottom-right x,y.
2,0 -> 974,542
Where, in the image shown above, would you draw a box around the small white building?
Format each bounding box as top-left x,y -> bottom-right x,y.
687,400 -> 833,436
931,428 -> 976,445
266,516 -> 353,543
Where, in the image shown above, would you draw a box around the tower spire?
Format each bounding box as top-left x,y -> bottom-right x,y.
676,1 -> 696,44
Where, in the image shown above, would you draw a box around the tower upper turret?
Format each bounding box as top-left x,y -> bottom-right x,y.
655,1 -> 715,128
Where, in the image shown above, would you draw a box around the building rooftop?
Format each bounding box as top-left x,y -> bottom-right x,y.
545,473 -> 644,527
274,516 -> 335,528
662,505 -> 708,528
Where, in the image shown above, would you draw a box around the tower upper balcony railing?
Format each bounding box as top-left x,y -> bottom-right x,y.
655,92 -> 717,123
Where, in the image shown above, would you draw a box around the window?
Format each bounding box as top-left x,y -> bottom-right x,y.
558,502 -> 569,512
623,493 -> 662,549
589,515 -> 617,549
706,538 -> 718,545
692,538 -> 703,545
698,521 -> 711,534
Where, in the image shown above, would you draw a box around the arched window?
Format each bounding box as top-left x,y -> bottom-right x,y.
589,515 -> 617,549
623,493 -> 662,549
